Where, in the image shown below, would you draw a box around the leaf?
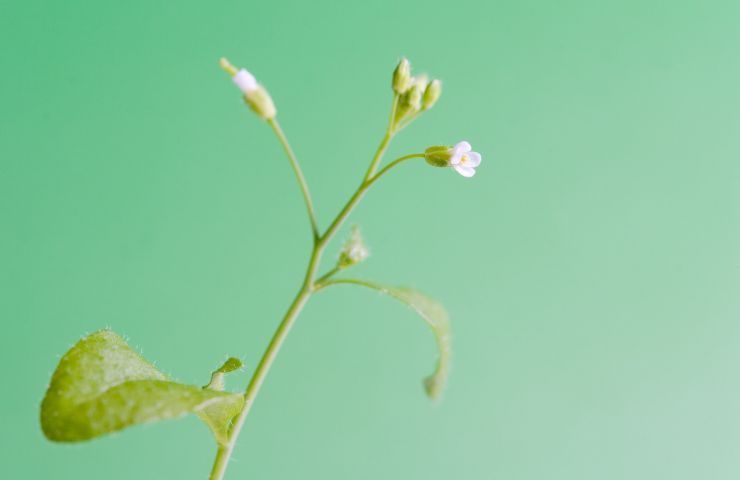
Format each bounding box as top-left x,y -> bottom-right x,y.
197,357 -> 244,443
326,279 -> 451,400
40,330 -> 244,446
203,357 -> 244,391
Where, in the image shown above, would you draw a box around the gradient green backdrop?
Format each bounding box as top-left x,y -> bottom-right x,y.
3,0 -> 740,478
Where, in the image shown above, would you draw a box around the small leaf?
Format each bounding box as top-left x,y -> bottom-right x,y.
327,279 -> 451,400
216,357 -> 243,374
203,357 -> 243,391
40,330 -> 244,446
199,357 -> 244,443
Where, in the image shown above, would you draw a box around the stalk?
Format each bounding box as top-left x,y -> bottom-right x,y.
207,129 -> 421,480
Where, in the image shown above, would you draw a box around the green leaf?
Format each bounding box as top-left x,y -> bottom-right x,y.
326,279 -> 451,400
203,357 -> 243,391
40,330 -> 244,446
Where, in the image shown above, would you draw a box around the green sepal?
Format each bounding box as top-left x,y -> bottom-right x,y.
421,79 -> 442,110
40,330 -> 245,446
424,145 -> 453,167
244,86 -> 276,119
392,58 -> 411,94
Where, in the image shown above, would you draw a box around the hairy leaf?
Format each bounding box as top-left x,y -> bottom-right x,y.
327,279 -> 451,399
40,330 -> 244,446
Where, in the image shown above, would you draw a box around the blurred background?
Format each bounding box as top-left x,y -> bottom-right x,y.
3,0 -> 740,478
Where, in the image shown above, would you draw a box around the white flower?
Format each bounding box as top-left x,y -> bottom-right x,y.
449,141 -> 481,178
233,69 -> 258,94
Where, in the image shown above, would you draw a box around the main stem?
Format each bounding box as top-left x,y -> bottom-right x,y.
209,106 -> 418,480
209,247 -> 322,480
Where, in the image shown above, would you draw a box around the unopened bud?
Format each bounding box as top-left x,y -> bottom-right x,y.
422,79 -> 442,110
220,57 -> 277,119
233,69 -> 258,94
394,81 -> 424,124
338,226 -> 369,268
407,81 -> 423,110
392,58 -> 411,94
424,145 -> 453,167
244,86 -> 277,119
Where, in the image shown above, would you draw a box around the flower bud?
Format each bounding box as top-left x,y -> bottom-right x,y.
406,81 -> 424,110
244,87 -> 277,119
233,69 -> 258,93
394,80 -> 424,124
392,58 -> 411,94
424,145 -> 453,167
338,226 -> 369,268
422,79 -> 442,110
220,57 -> 277,119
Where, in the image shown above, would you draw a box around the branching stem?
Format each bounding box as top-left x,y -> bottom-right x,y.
209,103 -> 423,480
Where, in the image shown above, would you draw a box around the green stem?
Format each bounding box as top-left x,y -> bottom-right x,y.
319,153 -> 423,248
209,248 -> 321,480
395,111 -> 420,132
363,94 -> 399,181
209,446 -> 228,479
268,118 -> 320,242
371,153 -> 423,184
209,108 -> 419,480
315,265 -> 342,286
314,277 -> 378,292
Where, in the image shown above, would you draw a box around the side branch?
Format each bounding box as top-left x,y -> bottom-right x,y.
319,153 -> 424,248
267,118 -> 320,241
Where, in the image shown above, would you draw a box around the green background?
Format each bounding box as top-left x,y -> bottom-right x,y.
3,0 -> 740,478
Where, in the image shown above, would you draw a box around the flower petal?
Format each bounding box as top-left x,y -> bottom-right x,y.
466,151 -> 482,167
233,69 -> 258,94
449,151 -> 463,165
453,141 -> 472,155
453,164 -> 476,177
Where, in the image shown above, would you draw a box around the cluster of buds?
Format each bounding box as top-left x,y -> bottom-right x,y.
219,56 -> 481,179
392,58 -> 442,127
220,57 -> 276,120
337,226 -> 369,269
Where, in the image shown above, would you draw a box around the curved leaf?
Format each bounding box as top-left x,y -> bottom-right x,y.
324,279 -> 451,399
40,330 -> 244,446
203,357 -> 243,391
